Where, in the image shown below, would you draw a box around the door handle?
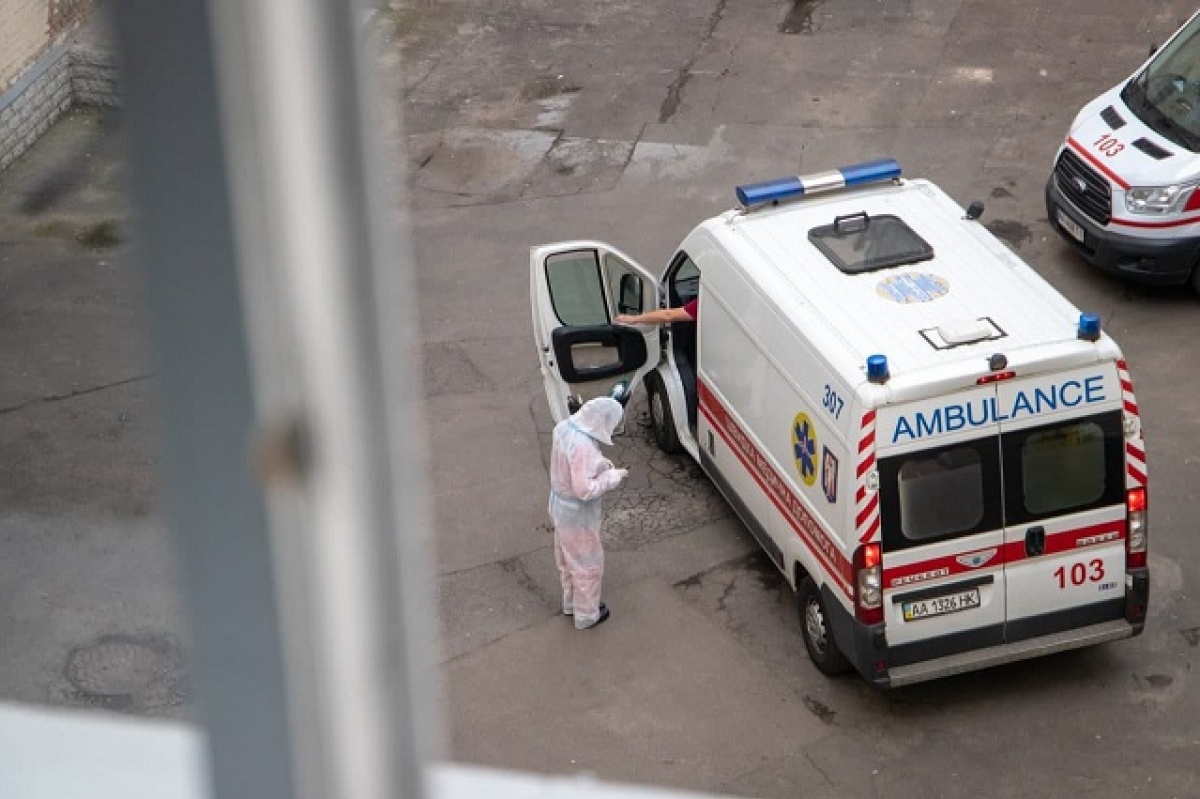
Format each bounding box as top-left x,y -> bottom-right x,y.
1025,526 -> 1045,557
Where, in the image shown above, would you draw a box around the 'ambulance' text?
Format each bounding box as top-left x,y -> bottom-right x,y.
891,376 -> 1106,443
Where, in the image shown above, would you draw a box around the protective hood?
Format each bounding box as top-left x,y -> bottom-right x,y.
568,397 -> 624,446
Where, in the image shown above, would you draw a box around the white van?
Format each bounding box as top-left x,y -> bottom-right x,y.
1046,8 -> 1200,290
531,159 -> 1150,687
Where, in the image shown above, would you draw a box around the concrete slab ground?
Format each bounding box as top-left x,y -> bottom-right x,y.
444,578 -> 831,793
0,108 -> 186,717
4,1 -> 1200,798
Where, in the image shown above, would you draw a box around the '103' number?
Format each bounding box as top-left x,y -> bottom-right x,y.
822,384 -> 844,419
1054,559 -> 1104,588
1093,133 -> 1125,157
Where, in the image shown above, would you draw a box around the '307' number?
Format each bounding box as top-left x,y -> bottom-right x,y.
1054,559 -> 1104,588
822,384 -> 844,419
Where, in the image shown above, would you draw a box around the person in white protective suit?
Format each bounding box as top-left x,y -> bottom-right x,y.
548,397 -> 629,630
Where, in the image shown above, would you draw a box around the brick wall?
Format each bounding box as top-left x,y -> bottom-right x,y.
0,46 -> 116,173
0,0 -> 92,88
0,0 -> 117,174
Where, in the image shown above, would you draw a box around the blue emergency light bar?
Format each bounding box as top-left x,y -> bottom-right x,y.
736,158 -> 902,208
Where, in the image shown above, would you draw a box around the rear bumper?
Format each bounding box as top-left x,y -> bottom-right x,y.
1045,176 -> 1200,286
885,618 -> 1136,688
837,566 -> 1150,688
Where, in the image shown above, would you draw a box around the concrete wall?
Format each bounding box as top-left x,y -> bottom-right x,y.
0,0 -> 92,88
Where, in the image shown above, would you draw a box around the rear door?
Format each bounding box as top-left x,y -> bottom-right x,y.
530,241 -> 661,422
996,364 -> 1128,641
875,386 -> 1007,661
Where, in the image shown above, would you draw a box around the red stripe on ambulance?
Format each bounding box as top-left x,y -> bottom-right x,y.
885,519 -> 1125,587
856,410 -> 880,544
1067,137 -> 1130,190
1117,360 -> 1147,489
1110,215 -> 1200,229
1002,519 -> 1125,563
697,381 -> 853,596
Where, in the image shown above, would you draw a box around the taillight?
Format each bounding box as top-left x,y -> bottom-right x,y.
1126,487 -> 1147,569
855,543 -> 882,624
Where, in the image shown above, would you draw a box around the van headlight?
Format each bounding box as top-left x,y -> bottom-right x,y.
1125,183 -> 1200,214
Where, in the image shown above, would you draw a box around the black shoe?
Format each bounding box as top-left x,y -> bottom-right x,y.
585,604 -> 610,629
566,601 -> 604,618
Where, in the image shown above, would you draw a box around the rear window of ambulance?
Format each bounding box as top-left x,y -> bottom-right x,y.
878,436 -> 1003,552
1002,411 -> 1124,524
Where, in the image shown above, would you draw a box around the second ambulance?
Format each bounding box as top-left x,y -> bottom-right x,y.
1047,8 -> 1200,290
532,159 -> 1150,687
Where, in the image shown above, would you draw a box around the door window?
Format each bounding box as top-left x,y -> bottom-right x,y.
670,254 -> 700,305
1002,411 -> 1124,524
604,253 -> 644,316
879,437 -> 1003,552
545,250 -> 608,326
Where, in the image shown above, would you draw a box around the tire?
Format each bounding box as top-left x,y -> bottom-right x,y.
644,370 -> 683,454
798,576 -> 851,676
1192,262 -> 1200,295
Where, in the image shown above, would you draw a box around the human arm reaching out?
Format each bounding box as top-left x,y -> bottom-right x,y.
615,305 -> 694,326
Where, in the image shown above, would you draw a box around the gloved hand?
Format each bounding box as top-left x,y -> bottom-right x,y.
608,468 -> 629,486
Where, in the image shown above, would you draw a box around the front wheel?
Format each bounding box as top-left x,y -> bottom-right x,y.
798,576 -> 851,676
645,370 -> 683,454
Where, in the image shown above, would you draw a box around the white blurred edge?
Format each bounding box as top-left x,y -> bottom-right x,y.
0,702 -> 732,799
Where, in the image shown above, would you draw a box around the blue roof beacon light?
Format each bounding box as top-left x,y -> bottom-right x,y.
736,157 -> 902,208
1078,312 -> 1101,342
866,354 -> 890,384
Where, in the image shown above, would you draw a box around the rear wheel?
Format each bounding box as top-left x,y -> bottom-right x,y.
645,370 -> 683,454
798,576 -> 851,676
1191,261 -> 1200,294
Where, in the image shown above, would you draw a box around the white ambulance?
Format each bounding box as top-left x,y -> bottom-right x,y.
1046,8 -> 1200,290
530,159 -> 1150,687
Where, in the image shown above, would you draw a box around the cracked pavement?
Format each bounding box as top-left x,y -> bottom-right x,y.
397,0 -> 1200,796
3,1 -> 1200,796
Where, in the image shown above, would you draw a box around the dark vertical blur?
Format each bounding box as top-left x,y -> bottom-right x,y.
107,1 -> 296,796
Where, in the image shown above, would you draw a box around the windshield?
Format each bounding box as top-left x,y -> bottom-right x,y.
1122,13 -> 1200,152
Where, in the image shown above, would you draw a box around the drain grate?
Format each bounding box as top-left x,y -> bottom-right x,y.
64,633 -> 190,711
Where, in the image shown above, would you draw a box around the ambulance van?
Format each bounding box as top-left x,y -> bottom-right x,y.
1046,8 -> 1200,290
530,159 -> 1150,687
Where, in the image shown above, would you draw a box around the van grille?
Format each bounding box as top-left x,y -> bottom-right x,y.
1054,149 -> 1111,225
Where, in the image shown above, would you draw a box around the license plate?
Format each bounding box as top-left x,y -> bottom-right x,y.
1056,208 -> 1086,244
903,589 -> 981,621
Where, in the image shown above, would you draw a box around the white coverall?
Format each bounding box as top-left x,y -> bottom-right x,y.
548,397 -> 628,629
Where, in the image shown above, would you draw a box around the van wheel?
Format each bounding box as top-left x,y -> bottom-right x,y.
645,370 -> 683,454
799,576 -> 851,676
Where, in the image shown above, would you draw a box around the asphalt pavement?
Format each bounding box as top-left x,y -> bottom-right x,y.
2,1 -> 1200,797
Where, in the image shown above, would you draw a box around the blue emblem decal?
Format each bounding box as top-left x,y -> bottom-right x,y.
876,273 -> 949,303
791,413 -> 818,487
